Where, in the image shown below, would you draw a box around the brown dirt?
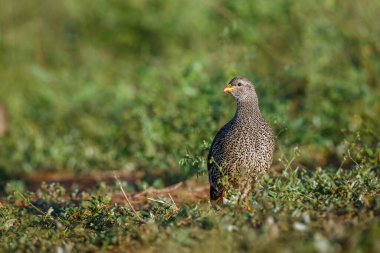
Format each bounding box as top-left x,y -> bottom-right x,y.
114,177 -> 209,206
26,169 -> 145,191
25,169 -> 210,206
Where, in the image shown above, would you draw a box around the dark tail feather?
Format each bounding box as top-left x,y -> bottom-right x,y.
210,186 -> 222,200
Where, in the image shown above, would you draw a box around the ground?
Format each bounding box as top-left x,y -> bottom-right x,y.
1,163 -> 379,252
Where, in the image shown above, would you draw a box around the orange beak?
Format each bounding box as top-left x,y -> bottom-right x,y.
223,85 -> 234,93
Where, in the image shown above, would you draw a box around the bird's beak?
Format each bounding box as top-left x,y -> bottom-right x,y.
223,84 -> 234,93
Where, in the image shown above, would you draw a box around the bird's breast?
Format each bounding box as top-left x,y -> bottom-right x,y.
212,129 -> 256,165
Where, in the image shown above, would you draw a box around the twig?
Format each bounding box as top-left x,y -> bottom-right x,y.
114,173 -> 144,223
16,191 -> 46,215
147,197 -> 170,206
134,181 -> 183,197
168,193 -> 178,209
15,191 -> 67,223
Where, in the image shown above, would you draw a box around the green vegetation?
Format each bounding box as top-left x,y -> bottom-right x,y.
0,0 -> 379,252
1,166 -> 380,252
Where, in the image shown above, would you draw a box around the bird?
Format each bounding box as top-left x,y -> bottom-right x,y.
207,76 -> 275,205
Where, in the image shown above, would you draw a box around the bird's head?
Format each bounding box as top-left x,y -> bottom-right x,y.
224,76 -> 256,101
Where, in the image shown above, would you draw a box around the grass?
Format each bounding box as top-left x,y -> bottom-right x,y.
1,164 -> 379,252
0,0 -> 379,252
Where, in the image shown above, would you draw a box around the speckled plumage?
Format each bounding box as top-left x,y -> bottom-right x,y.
207,77 -> 275,200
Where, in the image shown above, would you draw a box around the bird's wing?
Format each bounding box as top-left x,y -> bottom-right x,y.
207,121 -> 233,171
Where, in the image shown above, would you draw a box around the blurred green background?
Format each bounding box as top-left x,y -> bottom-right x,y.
0,0 -> 379,188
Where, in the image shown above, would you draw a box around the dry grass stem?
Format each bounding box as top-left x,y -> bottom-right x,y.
114,173 -> 144,223
134,181 -> 183,197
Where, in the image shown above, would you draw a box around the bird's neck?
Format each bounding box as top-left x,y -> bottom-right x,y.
234,96 -> 261,123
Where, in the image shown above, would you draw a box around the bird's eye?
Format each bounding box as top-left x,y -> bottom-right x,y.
237,83 -> 242,86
